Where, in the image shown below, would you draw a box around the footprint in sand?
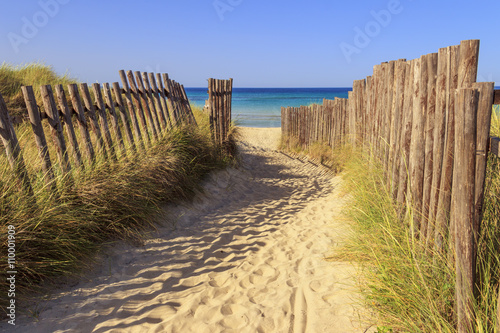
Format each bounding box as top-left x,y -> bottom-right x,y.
213,285 -> 234,299
208,271 -> 232,287
220,303 -> 247,316
249,273 -> 267,285
239,275 -> 253,289
309,280 -> 327,293
220,313 -> 249,329
256,317 -> 277,333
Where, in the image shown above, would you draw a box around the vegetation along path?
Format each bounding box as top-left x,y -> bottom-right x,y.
8,128 -> 374,333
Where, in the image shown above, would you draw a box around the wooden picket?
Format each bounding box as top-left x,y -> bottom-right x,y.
207,78 -> 233,145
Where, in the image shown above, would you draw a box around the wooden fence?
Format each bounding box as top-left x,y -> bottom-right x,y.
0,70 -> 197,195
207,78 -> 233,145
282,39 -> 497,332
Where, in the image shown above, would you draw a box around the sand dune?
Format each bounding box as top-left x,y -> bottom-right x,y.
6,127 -> 375,333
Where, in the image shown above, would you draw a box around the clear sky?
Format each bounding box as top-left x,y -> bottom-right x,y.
1,0 -> 499,87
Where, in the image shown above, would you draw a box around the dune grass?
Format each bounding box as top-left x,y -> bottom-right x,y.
0,62 -> 78,117
0,67 -> 236,318
335,110 -> 500,332
280,108 -> 500,331
278,136 -> 350,173
337,153 -> 457,332
1,109 -> 236,315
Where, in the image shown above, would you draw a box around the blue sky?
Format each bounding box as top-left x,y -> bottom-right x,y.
1,0 -> 499,87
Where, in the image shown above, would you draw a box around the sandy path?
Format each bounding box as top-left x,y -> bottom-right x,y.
6,127 -> 374,333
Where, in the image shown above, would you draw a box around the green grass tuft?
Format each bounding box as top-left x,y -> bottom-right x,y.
336,153 -> 457,332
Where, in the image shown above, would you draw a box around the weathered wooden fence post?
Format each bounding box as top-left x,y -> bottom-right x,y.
155,73 -> 173,129
426,47 -> 449,247
92,83 -> 117,160
102,83 -> 127,155
163,74 -> 180,126
148,73 -> 168,130
180,84 -> 197,126
397,59 -> 415,206
41,85 -> 72,175
112,81 -> 141,151
472,82 -> 494,254
128,71 -> 157,141
454,87 -> 478,333
80,83 -> 109,159
55,85 -> 83,168
435,44 -> 459,253
207,78 -> 233,145
389,60 -> 407,200
118,71 -> 146,149
68,84 -> 96,162
421,53 -> 438,239
208,78 -> 215,141
0,93 -> 33,194
140,72 -> 163,135
22,86 -> 55,186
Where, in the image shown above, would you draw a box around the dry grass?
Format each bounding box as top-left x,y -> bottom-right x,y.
0,66 -> 236,318
0,62 -> 78,117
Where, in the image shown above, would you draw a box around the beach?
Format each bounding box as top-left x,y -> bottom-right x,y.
7,127 -> 375,333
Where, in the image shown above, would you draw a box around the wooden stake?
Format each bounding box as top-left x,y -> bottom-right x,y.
123,71 -> 151,144
92,83 -> 116,160
148,73 -> 168,129
156,73 -> 172,129
435,44 -> 459,252
208,78 -> 214,141
40,85 -> 71,174
68,84 -> 95,161
427,47 -> 449,245
383,61 -> 395,173
102,83 -> 126,155
163,74 -> 179,126
421,53 -> 438,238
139,72 -> 162,136
408,57 -> 425,234
132,71 -> 158,140
472,81 -> 494,271
54,85 -> 83,168
22,86 -> 55,185
454,87 -> 478,333
111,81 -> 138,151
397,59 -> 415,206
390,61 -> 407,200
181,84 -> 197,126
0,93 -> 33,194
79,83 -> 108,159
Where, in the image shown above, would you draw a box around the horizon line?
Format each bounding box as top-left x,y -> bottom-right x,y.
184,86 -> 355,89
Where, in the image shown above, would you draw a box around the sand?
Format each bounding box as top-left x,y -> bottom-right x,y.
5,127 -> 375,333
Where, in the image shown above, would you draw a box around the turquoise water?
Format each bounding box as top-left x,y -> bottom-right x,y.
185,88 -> 352,128
185,88 -> 499,128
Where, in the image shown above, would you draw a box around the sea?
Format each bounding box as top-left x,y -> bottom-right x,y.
185,87 -> 500,128
184,88 -> 352,128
